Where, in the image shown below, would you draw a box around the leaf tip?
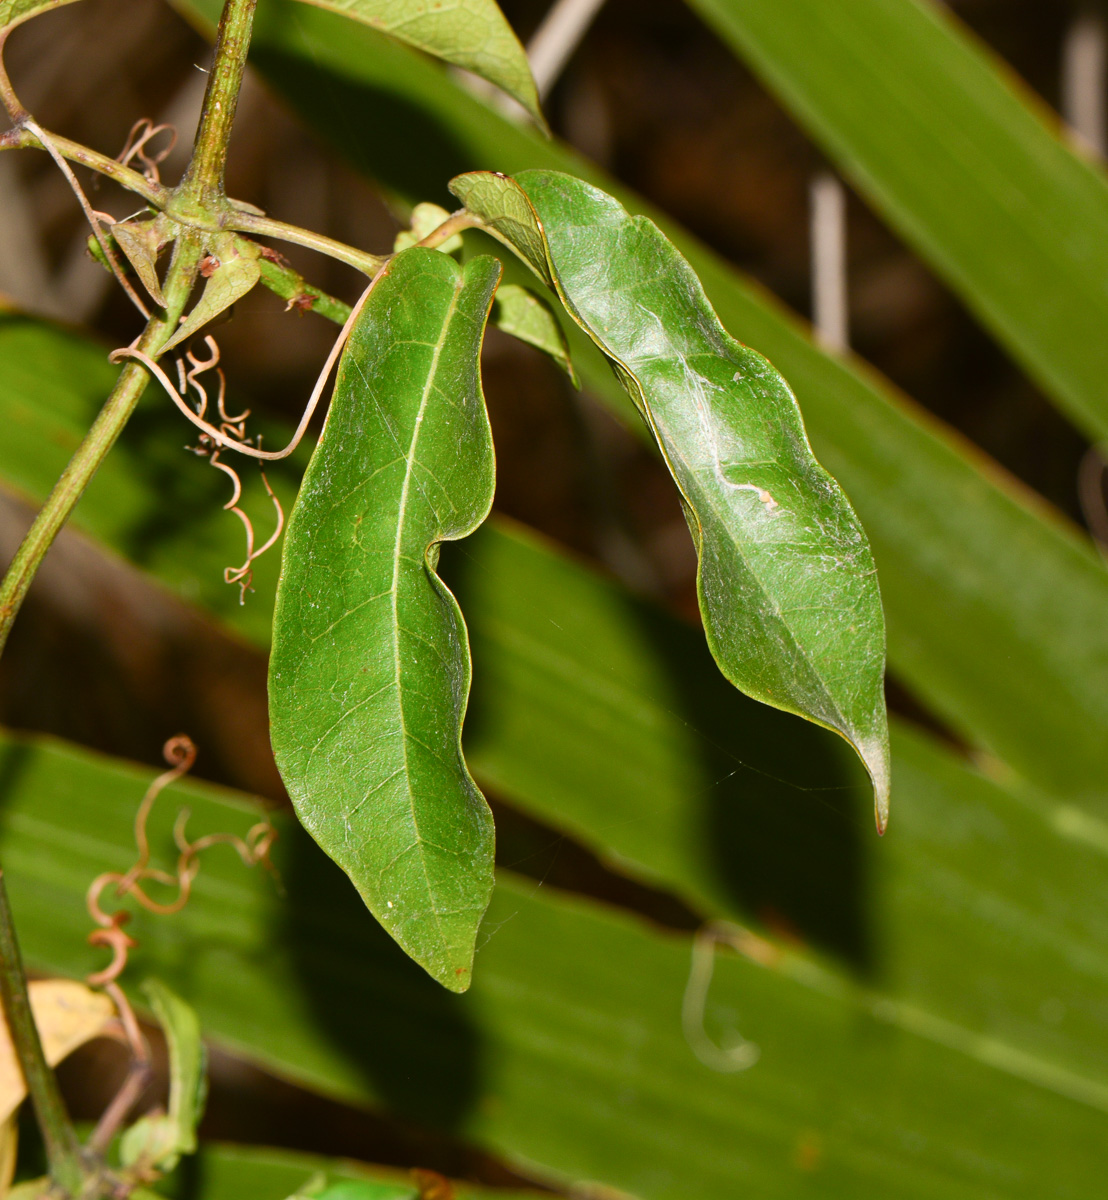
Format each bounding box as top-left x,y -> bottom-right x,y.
864,738 -> 891,836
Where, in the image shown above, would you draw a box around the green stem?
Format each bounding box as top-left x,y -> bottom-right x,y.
0,30 -> 26,120
232,210 -> 387,275
0,233 -> 202,656
179,0 -> 257,205
0,124 -> 167,206
0,871 -> 84,1196
244,239 -> 352,323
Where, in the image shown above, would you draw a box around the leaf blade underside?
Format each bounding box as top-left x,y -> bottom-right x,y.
287,0 -> 546,130
269,247 -> 501,991
452,169 -> 890,828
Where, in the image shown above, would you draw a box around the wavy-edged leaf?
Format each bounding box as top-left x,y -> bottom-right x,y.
163,237 -> 260,353
491,283 -> 577,385
269,248 -> 502,991
161,0 -> 1108,811
453,168 -> 890,828
688,0 -> 1108,443
6,730 -> 1108,1198
283,0 -> 546,131
0,0 -> 78,33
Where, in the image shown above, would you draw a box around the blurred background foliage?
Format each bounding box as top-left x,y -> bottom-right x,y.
1,0 -> 1107,1196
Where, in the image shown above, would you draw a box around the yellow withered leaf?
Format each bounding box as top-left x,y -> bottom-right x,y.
0,980 -> 116,1124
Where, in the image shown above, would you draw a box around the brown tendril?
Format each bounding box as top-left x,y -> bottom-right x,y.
23,118 -> 151,318
85,735 -> 277,985
117,118 -> 177,186
108,271 -> 382,461
110,335 -> 285,600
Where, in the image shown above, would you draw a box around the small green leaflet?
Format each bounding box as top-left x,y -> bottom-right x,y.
162,235 -> 260,353
287,0 -> 546,131
492,283 -> 577,385
393,202 -> 461,254
111,215 -> 176,308
451,169 -> 890,830
0,0 -> 79,33
120,979 -> 207,1171
269,248 -> 501,990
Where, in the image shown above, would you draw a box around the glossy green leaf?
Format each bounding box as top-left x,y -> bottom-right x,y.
0,0 -> 78,33
687,0 -> 1108,442
490,283 -> 577,385
163,237 -> 261,353
4,729 -> 1108,1198
277,0 -> 546,131
166,0 -> 1105,811
10,1 -> 1108,804
269,248 -> 502,991
453,169 -> 890,827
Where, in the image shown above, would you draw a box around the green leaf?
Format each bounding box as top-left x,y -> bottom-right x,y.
269,248 -> 502,991
151,1141 -> 532,1200
490,283 -> 577,385
110,217 -> 174,308
453,169 -> 890,828
0,0 -> 78,33
162,236 -> 261,353
10,0 -> 1108,809
5,729 -> 1108,1198
281,0 -> 547,132
129,979 -> 207,1167
393,202 -> 461,255
687,0 -> 1108,443
180,0 -> 1102,810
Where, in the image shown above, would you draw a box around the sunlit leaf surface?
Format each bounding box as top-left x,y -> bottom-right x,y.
453,169 -> 890,827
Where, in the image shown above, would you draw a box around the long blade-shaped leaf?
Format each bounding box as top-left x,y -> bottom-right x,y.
453,169 -> 890,827
5,730 -> 1108,1198
687,0 -> 1108,443
166,0 -> 1108,807
277,0 -> 546,130
160,1142 -> 536,1199
269,249 -> 502,991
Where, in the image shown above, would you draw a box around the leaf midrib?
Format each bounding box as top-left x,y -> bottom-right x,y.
384,270 -> 463,941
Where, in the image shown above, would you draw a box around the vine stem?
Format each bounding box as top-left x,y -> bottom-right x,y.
0,236 -> 202,659
0,1 -> 260,1192
0,871 -> 84,1195
0,123 -> 167,206
178,0 -> 257,205
231,209 -> 387,275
